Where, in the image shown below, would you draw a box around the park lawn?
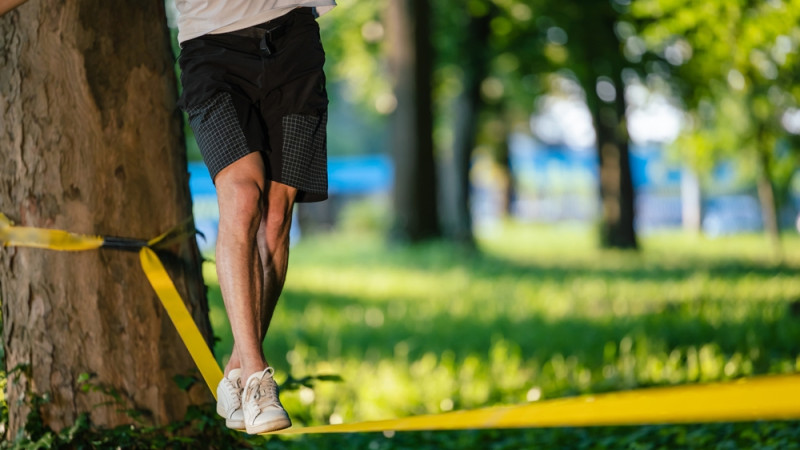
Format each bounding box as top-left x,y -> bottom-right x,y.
203,223 -> 800,448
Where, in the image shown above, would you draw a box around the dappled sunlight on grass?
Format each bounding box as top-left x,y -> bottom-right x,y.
204,223 -> 800,427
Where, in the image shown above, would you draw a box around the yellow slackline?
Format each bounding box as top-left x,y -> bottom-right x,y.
269,374 -> 800,434
0,213 -> 103,251
2,213 -> 800,436
0,213 -> 223,399
139,247 -> 222,397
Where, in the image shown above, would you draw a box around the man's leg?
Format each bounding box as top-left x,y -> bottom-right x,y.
224,180 -> 297,375
214,152 -> 269,381
258,181 -> 297,338
216,169 -> 296,434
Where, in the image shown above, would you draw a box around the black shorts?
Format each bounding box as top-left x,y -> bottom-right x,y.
177,7 -> 328,203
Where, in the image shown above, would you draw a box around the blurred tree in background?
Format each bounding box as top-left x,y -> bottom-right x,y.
432,1 -> 495,247
386,0 -> 442,242
321,0 -> 441,243
434,0 -> 640,249
634,0 -> 800,254
317,0 -> 800,248
554,0 -> 639,249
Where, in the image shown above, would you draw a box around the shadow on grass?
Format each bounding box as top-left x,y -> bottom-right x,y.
297,238 -> 800,286
208,237 -> 800,395
272,288 -> 800,373
197,236 -> 800,447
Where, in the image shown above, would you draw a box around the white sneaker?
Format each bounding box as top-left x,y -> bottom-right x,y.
216,368 -> 245,430
242,367 -> 292,434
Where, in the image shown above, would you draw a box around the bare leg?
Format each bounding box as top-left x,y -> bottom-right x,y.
257,181 -> 296,339
214,153 -> 268,381
223,179 -> 297,377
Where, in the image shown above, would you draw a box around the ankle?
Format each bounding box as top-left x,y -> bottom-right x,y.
241,362 -> 269,382
223,364 -> 241,378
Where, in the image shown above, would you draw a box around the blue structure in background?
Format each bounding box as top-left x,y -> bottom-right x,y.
187,162 -> 216,196
505,139 -> 795,234
328,155 -> 393,195
189,146 -> 796,246
629,145 -> 683,190
188,155 -> 393,250
187,162 -> 218,252
509,142 -> 684,193
189,155 -> 392,197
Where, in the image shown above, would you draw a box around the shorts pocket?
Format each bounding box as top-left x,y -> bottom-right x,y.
280,112 -> 328,196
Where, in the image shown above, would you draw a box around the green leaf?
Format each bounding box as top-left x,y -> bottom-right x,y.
172,374 -> 197,392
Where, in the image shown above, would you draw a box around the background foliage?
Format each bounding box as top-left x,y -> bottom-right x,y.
5,225 -> 800,447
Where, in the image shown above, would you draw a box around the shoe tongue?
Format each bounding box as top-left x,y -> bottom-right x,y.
245,367 -> 272,389
228,368 -> 242,381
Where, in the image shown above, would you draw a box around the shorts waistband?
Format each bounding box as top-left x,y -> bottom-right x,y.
223,7 -> 307,40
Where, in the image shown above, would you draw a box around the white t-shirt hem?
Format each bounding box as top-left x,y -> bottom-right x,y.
209,7 -> 296,36
177,2 -> 336,44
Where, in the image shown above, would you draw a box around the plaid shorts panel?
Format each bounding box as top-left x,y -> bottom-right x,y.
185,92 -> 252,180
281,112 -> 328,197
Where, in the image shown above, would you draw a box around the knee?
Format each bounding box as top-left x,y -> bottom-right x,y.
218,180 -> 264,236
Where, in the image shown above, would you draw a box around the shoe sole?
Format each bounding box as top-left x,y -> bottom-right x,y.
217,404 -> 245,430
245,416 -> 292,434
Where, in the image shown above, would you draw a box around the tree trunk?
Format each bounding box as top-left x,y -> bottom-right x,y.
591,70 -> 637,249
440,93 -> 476,246
0,0 -> 213,435
440,9 -> 492,247
496,129 -> 515,217
386,0 -> 440,242
754,129 -> 782,257
578,12 -> 637,250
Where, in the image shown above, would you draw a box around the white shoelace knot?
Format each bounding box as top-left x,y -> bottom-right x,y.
249,367 -> 279,407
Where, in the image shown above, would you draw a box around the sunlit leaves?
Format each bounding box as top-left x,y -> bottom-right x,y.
634,0 -> 800,200
321,0 -> 391,114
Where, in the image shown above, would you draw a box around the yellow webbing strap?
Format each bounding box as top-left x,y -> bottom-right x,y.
269,374 -> 800,434
139,247 -> 223,398
148,216 -> 198,249
2,214 -> 800,435
0,213 -> 103,251
0,214 -> 222,399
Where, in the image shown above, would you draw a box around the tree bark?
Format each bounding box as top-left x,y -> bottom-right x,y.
386,0 -> 440,242
0,0 -> 213,435
496,128 -> 515,217
577,13 -> 638,250
439,9 -> 492,247
591,70 -> 637,249
440,93 -> 476,246
754,126 -> 782,257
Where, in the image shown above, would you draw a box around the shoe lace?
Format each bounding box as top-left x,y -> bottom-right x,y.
225,376 -> 242,408
249,367 -> 278,408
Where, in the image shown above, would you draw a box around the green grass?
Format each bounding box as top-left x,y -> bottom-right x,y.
4,223 -> 798,448
201,223 -> 800,448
